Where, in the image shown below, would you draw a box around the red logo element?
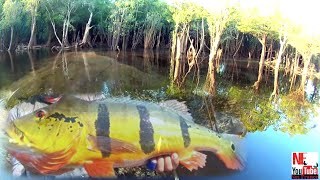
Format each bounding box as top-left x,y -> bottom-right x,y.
293,152 -> 305,165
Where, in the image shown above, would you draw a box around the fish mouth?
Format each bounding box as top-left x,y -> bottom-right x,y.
6,142 -> 37,156
5,123 -> 40,165
4,121 -> 34,148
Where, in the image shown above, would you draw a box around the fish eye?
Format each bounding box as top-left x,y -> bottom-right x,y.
35,110 -> 47,118
231,143 -> 235,151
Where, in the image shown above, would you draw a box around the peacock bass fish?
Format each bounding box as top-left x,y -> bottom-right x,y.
5,96 -> 243,177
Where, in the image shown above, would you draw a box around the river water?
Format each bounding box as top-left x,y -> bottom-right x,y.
0,50 -> 319,179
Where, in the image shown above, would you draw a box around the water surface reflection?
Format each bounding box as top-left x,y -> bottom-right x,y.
0,50 -> 319,179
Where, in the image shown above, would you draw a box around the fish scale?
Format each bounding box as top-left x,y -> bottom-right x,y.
5,96 -> 244,177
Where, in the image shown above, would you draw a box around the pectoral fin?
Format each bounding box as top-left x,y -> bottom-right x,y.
84,160 -> 115,177
179,150 -> 207,171
9,146 -> 76,175
87,135 -> 139,154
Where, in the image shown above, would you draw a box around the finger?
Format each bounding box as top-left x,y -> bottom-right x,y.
157,156 -> 165,172
164,156 -> 173,172
171,153 -> 179,169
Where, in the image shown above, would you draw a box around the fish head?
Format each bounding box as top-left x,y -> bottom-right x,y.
5,101 -> 85,153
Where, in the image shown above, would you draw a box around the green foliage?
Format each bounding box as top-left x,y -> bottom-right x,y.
44,0 -> 82,25
237,8 -> 277,40
109,0 -> 135,34
22,0 -> 40,16
0,0 -> 23,28
166,83 -> 187,99
278,91 -> 315,135
143,0 -> 171,31
0,0 -> 4,15
170,1 -> 204,27
288,26 -> 320,57
221,19 -> 238,44
44,0 -> 64,25
215,85 -> 316,135
36,8 -> 50,43
222,86 -> 280,132
88,0 -> 112,27
104,0 -> 172,42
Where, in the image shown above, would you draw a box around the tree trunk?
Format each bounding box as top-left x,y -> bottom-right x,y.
122,34 -> 128,51
92,33 -> 98,46
82,52 -> 91,81
81,11 -> 93,45
106,32 -> 112,48
195,18 -> 205,87
111,11 -> 124,51
172,24 -> 188,87
51,21 -> 63,47
144,26 -> 156,49
63,20 -> 69,47
233,33 -> 244,59
195,18 -> 205,60
8,51 -> 14,72
28,15 -> 37,49
169,26 -> 178,80
290,50 -> 299,91
300,54 -> 312,98
156,28 -> 161,49
143,50 -> 153,73
207,52 -> 217,95
205,24 -> 223,95
253,34 -> 267,91
180,26 -> 189,78
8,27 -> 13,51
27,50 -> 35,76
45,6 -> 63,47
46,24 -> 53,47
131,27 -> 143,50
271,33 -> 287,99
173,34 -> 182,83
62,8 -> 71,48
112,24 -> 121,51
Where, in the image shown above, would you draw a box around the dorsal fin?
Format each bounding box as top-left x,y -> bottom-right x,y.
54,95 -> 90,106
71,81 -> 111,102
73,93 -> 106,102
100,97 -> 194,122
159,100 -> 193,122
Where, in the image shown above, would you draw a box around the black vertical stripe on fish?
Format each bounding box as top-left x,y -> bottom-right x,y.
95,104 -> 111,157
179,116 -> 191,148
137,105 -> 155,154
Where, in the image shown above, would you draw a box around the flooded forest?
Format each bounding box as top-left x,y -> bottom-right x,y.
0,0 -> 319,179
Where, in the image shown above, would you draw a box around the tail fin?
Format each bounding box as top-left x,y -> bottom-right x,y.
216,133 -> 246,170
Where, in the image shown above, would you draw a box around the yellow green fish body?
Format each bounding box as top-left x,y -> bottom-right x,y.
5,96 -> 243,177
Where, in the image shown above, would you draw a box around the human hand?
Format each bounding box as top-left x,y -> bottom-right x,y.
11,158 -> 26,176
146,153 -> 179,172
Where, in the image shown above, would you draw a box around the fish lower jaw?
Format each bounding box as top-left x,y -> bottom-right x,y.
8,138 -> 17,144
8,139 -> 33,148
